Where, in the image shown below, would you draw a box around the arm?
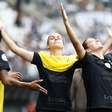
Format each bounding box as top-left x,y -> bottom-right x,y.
102,28 -> 112,54
0,70 -> 47,94
60,3 -> 86,59
0,29 -> 34,62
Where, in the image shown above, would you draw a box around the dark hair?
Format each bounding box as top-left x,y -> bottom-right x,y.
47,38 -> 49,46
82,39 -> 88,49
0,30 -> 2,42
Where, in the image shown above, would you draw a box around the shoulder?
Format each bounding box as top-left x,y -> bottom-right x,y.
0,50 -> 5,55
105,53 -> 112,60
81,52 -> 93,61
0,50 -> 8,62
31,51 -> 42,65
0,50 -> 10,71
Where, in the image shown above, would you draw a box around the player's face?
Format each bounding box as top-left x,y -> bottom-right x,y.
47,33 -> 64,50
85,38 -> 103,52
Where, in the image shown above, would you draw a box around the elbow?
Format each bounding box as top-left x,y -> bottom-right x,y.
6,41 -> 18,52
10,45 -> 17,52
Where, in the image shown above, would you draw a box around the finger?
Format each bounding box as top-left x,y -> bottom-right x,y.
60,2 -> 64,10
11,72 -> 22,77
37,79 -> 43,82
60,2 -> 64,14
31,82 -> 47,94
33,79 -> 43,84
16,72 -> 23,79
15,73 -> 23,80
16,75 -> 23,81
9,73 -> 22,80
13,76 -> 22,81
60,3 -> 68,20
39,86 -> 48,94
13,74 -> 23,81
16,72 -> 23,76
40,88 -> 48,94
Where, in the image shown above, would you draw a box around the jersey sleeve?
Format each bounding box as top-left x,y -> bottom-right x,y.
0,50 -> 10,71
105,53 -> 112,61
107,53 -> 112,59
31,52 -> 42,69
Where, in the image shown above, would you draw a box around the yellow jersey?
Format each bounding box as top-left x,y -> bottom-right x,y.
0,81 -> 4,112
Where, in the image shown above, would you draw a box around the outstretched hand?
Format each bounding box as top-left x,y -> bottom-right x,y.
8,72 -> 23,81
28,79 -> 48,94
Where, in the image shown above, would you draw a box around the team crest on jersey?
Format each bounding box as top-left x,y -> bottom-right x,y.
1,54 -> 8,61
105,62 -> 111,69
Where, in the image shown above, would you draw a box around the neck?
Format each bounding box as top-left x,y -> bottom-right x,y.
91,50 -> 104,59
49,49 -> 63,55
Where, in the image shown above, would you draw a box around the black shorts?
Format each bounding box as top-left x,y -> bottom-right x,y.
87,108 -> 112,112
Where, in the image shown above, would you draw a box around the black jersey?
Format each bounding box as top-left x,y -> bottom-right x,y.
31,51 -> 79,111
0,50 -> 10,112
0,50 -> 10,71
82,53 -> 112,109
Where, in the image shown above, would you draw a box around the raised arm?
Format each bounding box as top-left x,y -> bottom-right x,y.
102,28 -> 112,54
0,28 -> 34,62
60,3 -> 86,59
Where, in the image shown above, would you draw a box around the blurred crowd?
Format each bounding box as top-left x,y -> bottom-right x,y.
0,0 -> 112,111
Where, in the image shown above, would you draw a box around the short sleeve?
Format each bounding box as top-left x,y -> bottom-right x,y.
72,60 -> 82,69
0,50 -> 10,71
105,53 -> 112,61
31,52 -> 42,68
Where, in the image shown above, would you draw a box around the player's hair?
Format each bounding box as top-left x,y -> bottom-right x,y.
0,31 -> 2,42
82,39 -> 88,49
